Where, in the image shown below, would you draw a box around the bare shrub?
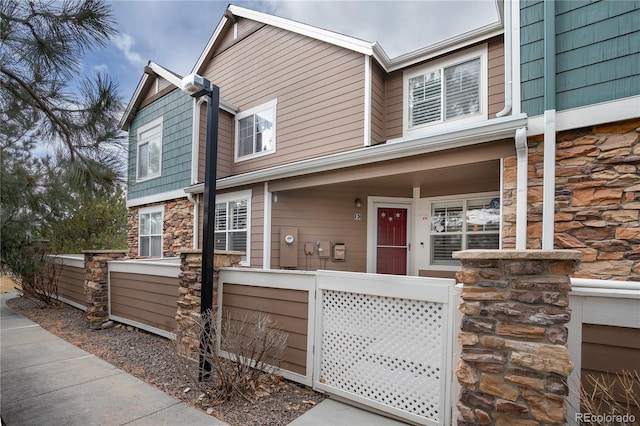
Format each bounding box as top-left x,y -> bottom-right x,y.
15,252 -> 60,306
576,370 -> 639,425
176,308 -> 288,404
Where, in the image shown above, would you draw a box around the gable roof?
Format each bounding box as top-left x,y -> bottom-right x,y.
192,4 -> 503,75
119,61 -> 237,131
121,3 -> 503,131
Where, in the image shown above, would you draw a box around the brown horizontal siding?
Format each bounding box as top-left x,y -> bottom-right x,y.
198,108 -> 234,182
222,283 -> 309,375
250,184 -> 264,267
487,37 -> 505,117
384,70 -> 404,140
203,23 -> 365,174
581,324 -> 640,417
272,187 -> 368,272
371,61 -> 386,144
57,264 -> 85,307
109,271 -> 178,333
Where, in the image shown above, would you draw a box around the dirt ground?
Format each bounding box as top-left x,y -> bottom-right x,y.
0,275 -> 17,293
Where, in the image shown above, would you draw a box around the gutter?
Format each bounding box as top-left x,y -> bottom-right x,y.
185,114 -> 528,194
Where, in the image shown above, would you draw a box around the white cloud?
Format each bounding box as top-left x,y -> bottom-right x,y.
111,33 -> 146,67
93,64 -> 109,74
264,0 -> 499,58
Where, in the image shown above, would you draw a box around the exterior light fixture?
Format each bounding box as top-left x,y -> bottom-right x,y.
355,198 -> 362,208
181,73 -> 219,382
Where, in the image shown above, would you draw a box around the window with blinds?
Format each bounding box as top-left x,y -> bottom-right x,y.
404,45 -> 486,133
409,57 -> 481,129
430,197 -> 500,265
215,198 -> 249,260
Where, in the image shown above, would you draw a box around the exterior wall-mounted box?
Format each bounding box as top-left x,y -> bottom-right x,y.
280,227 -> 298,268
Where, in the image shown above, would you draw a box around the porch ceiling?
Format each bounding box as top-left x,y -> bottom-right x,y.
330,160 -> 501,198
269,137 -> 513,196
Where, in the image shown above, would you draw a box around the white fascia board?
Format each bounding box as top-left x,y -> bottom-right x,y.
184,114 -> 528,194
126,189 -> 187,208
148,62 -> 183,88
120,72 -> 149,131
228,5 -> 374,56
526,96 -> 640,136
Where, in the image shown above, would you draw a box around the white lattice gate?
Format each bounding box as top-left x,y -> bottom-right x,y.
313,271 -> 456,425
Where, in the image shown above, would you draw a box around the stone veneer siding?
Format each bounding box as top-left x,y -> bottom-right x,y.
454,249 -> 581,426
502,118 -> 640,281
175,250 -> 243,359
127,197 -> 194,258
83,250 -> 127,328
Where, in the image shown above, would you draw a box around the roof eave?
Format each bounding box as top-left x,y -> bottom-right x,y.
184,114 -> 528,194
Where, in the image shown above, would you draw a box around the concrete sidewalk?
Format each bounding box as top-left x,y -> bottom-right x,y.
0,292 -> 226,426
1,292 -> 408,426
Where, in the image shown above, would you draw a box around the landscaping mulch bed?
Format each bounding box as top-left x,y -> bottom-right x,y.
6,296 -> 326,426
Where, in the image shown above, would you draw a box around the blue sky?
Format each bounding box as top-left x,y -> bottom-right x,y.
80,0 -> 499,110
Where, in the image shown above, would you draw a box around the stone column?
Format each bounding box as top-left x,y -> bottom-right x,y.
453,249 -> 581,426
175,249 -> 243,358
83,250 -> 127,329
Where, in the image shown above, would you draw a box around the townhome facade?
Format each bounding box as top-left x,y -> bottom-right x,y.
503,0 -> 639,281
121,2 -> 639,282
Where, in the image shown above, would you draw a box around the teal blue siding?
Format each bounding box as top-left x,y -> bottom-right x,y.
520,0 -> 545,116
520,0 -> 640,116
127,89 -> 193,201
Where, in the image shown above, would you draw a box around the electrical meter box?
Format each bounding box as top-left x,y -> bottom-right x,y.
280,227 -> 298,268
318,240 -> 331,258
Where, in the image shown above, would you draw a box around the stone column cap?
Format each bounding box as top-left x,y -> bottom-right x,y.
453,249 -> 582,261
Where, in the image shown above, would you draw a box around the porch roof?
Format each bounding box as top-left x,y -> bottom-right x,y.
184,113 -> 527,195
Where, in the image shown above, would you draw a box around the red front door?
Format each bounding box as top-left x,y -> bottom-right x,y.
376,207 -> 408,275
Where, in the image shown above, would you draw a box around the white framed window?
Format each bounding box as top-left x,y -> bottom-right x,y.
234,99 -> 277,162
214,190 -> 251,265
139,205 -> 164,257
428,193 -> 500,266
404,45 -> 487,134
137,117 -> 163,180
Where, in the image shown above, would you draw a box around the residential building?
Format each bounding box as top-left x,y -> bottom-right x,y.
121,1 -> 639,282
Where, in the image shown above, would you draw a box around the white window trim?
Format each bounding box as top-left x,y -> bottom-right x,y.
424,191 -> 500,271
215,189 -> 252,266
234,99 -> 277,163
138,204 -> 164,258
403,44 -> 488,137
136,117 -> 163,182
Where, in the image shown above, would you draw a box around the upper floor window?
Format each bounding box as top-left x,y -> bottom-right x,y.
404,45 -> 487,134
214,190 -> 252,265
235,99 -> 276,162
137,117 -> 163,180
139,205 -> 163,257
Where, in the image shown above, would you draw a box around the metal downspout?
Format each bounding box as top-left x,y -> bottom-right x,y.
187,97 -> 206,249
542,0 -> 556,249
496,0 -> 526,249
496,0 -> 512,118
515,127 -> 528,249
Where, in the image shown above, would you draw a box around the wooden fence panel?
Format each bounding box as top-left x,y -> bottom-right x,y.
108,261 -> 180,339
